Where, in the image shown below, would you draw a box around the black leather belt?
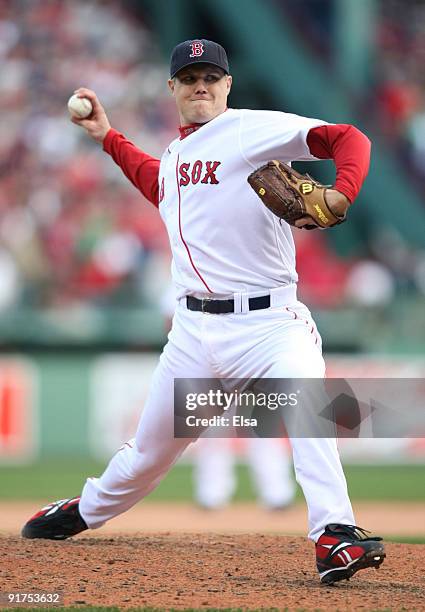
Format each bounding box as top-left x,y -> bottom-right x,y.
186,295 -> 271,314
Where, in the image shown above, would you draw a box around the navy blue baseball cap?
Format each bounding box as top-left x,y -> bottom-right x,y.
170,39 -> 229,78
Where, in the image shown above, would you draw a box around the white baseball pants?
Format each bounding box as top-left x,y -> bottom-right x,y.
79,290 -> 354,541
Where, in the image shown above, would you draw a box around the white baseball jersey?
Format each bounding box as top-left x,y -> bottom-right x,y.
158,108 -> 327,299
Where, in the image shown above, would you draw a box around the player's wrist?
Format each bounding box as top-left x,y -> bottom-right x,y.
102,127 -> 119,153
93,120 -> 111,144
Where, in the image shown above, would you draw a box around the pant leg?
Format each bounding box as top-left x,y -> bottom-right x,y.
79,306 -> 215,528
264,306 -> 355,540
213,301 -> 355,541
290,435 -> 353,541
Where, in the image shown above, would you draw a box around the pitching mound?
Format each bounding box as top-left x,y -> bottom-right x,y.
1,534 -> 424,610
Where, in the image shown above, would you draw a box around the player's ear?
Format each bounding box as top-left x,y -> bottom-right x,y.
226,75 -> 232,94
168,79 -> 175,95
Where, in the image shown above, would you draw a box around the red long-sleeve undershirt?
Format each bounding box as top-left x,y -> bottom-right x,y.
103,122 -> 371,208
103,128 -> 161,206
307,124 -> 371,203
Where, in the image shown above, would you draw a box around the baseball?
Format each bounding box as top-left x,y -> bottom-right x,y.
67,94 -> 93,119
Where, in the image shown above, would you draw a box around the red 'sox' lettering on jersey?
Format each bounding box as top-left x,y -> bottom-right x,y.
179,162 -> 190,186
191,160 -> 202,184
189,41 -> 204,58
201,161 -> 221,184
179,161 -> 221,186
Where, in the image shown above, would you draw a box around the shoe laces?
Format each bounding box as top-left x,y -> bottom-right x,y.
326,523 -> 383,542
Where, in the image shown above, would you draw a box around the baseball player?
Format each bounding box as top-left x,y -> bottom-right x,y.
22,39 -> 385,584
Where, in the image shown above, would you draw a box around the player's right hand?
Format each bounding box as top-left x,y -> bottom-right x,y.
70,87 -> 111,144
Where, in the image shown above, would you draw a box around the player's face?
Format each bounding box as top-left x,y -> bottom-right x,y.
168,64 -> 232,125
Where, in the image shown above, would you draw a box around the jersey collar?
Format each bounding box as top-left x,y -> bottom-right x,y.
178,109 -> 229,140
179,123 -> 203,139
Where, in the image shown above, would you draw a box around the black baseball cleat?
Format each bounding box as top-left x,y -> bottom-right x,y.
21,497 -> 88,540
316,523 -> 386,585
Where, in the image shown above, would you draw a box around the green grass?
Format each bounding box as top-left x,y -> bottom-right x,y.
338,463 -> 425,501
0,461 -> 424,502
386,535 -> 425,544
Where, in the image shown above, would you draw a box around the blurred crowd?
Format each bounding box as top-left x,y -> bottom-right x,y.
375,0 -> 425,187
0,0 -> 175,311
0,0 -> 423,317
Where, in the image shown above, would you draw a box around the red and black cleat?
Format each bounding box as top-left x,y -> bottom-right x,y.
21,497 -> 88,540
316,523 -> 386,584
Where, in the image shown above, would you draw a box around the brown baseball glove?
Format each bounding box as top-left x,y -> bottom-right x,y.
247,160 -> 347,230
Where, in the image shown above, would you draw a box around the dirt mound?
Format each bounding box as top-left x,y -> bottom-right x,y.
1,534 -> 424,611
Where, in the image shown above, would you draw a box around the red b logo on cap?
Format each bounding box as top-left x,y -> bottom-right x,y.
189,41 -> 204,58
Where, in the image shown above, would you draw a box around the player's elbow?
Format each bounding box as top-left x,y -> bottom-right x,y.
349,125 -> 371,154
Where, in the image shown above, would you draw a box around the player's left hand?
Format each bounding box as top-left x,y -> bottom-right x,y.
247,161 -> 350,231
294,189 -> 350,230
